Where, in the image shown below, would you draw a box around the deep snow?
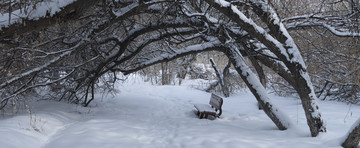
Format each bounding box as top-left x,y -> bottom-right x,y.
0,75 -> 359,148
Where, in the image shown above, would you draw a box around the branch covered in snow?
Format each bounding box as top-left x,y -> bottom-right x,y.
204,0 -> 325,137
225,45 -> 291,130
0,0 -> 98,40
121,40 -> 222,75
0,0 -> 77,29
284,15 -> 360,37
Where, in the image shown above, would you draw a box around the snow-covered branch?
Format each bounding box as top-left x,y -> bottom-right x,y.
0,40 -> 84,89
286,21 -> 360,37
226,45 -> 291,130
0,0 -> 97,39
121,40 -> 222,75
283,13 -> 360,37
0,0 -> 77,30
205,0 -> 325,137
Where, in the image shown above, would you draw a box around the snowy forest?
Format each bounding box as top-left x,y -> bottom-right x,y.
0,0 -> 360,147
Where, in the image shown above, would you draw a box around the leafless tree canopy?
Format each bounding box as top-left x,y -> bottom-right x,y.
0,0 -> 359,141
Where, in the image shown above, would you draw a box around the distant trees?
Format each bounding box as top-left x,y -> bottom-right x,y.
0,0 -> 359,141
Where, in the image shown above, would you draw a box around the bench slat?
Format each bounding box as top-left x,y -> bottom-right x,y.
209,94 -> 223,110
194,93 -> 223,119
194,104 -> 215,112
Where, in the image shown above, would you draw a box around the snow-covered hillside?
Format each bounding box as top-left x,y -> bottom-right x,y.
0,75 -> 359,148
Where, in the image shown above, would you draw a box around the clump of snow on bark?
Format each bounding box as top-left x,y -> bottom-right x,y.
299,70 -> 323,119
0,0 -> 76,30
214,0 -> 230,7
112,2 -> 139,17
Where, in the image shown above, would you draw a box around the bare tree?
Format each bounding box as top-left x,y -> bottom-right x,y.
209,58 -> 231,97
2,0 -> 359,138
273,0 -> 360,103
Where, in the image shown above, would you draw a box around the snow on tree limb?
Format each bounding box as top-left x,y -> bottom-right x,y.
97,28 -> 198,77
208,0 -> 292,66
226,45 -> 291,130
247,0 -> 306,68
284,14 -> 360,37
0,1 -> 350,137
0,0 -> 99,39
112,0 -> 170,17
246,0 -> 324,125
286,21 -> 360,37
0,40 -> 84,90
0,0 -> 77,30
206,0 -> 325,137
121,40 -> 222,75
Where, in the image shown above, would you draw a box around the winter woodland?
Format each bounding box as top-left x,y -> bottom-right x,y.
0,0 -> 360,147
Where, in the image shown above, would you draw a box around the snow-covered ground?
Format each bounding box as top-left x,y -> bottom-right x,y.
0,75 -> 359,148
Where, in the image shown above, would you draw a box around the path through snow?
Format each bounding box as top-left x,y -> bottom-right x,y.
0,77 -> 359,148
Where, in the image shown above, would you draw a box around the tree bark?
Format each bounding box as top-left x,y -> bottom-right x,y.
249,0 -> 326,136
222,60 -> 232,97
225,46 -> 289,130
248,56 -> 266,88
210,58 -> 230,97
248,54 -> 266,110
0,0 -> 98,40
205,0 -> 325,136
342,118 -> 360,148
292,68 -> 326,136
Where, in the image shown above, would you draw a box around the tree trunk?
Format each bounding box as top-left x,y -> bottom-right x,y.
0,0 -> 98,39
161,62 -> 170,85
248,0 -> 326,136
292,68 -> 326,137
210,58 -> 230,97
248,56 -> 266,88
205,0 -> 325,136
225,47 -> 289,130
248,55 -> 266,110
222,60 -> 232,97
342,118 -> 360,148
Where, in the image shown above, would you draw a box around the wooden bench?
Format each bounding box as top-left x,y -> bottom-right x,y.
194,93 -> 223,119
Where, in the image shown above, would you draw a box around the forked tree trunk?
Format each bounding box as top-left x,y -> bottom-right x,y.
205,0 -> 325,137
342,118 -> 360,148
210,58 -> 230,97
248,55 -> 266,110
225,47 -> 289,130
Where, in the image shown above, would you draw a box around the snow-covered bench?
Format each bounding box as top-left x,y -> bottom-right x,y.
194,93 -> 223,119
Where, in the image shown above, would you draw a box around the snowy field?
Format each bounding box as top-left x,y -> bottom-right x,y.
0,75 -> 359,148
